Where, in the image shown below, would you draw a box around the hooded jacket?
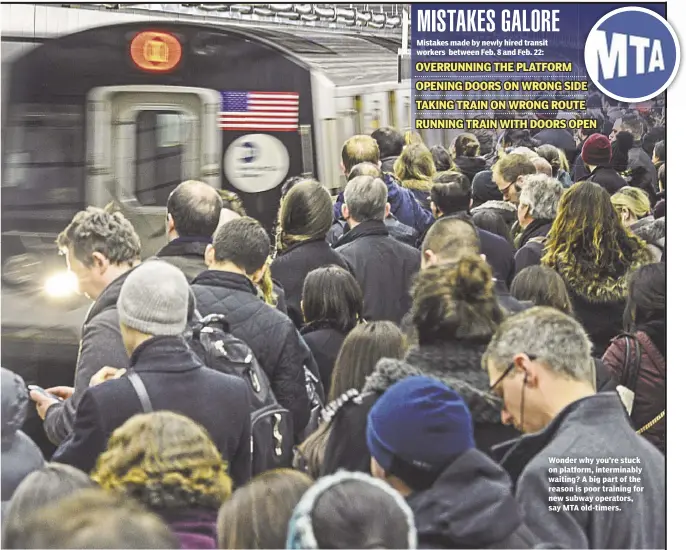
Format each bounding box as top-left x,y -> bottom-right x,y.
631,216 -> 665,263
1,368 -> 45,511
43,269 -> 133,446
400,179 -> 432,211
404,342 -> 520,453
408,449 -> 538,549
550,249 -> 653,356
627,144 -> 658,205
157,237 -> 211,282
334,173 -> 433,234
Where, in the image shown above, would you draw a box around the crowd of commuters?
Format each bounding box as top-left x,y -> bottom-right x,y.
2,97 -> 666,549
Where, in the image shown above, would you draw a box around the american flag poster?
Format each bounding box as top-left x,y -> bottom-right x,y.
219,91 -> 300,132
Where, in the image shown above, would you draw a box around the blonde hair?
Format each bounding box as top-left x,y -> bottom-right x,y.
92,412 -> 232,511
611,186 -> 651,219
394,143 -> 436,192
404,131 -> 424,146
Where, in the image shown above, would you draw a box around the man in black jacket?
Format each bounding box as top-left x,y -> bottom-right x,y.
30,208 -> 141,446
157,180 -> 223,281
192,217 -> 312,435
333,176 -> 420,324
52,261 -> 252,485
421,170 -> 516,286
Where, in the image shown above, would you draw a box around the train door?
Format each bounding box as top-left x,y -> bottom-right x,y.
86,86 -> 221,257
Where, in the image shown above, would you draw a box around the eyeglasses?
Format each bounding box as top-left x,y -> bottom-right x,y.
498,181 -> 516,196
489,354 -> 537,432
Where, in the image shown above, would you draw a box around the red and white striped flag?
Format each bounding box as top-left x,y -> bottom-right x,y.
219,91 -> 299,132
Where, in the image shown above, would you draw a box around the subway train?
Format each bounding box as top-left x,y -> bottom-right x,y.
0,4 -> 427,455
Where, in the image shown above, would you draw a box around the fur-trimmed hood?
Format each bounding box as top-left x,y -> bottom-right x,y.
404,341 -> 503,424
554,251 -> 653,303
400,177 -> 433,193
632,216 -> 665,249
471,200 -> 517,215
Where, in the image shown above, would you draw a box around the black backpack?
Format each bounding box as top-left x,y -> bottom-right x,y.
185,313 -> 295,476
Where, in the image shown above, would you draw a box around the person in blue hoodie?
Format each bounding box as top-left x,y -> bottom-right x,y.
333,135 -> 433,234
367,376 -> 539,549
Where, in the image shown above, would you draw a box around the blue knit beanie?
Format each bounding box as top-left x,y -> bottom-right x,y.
366,376 -> 475,474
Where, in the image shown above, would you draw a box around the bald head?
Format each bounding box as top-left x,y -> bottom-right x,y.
533,157 -> 553,176
166,180 -> 222,239
342,136 -> 381,175
421,217 -> 480,268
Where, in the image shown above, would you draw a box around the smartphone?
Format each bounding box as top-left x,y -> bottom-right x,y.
28,385 -> 64,402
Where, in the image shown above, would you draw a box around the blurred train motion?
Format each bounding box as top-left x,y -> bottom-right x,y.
0,3 -> 418,454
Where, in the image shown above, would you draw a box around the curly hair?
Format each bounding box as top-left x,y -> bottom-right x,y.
217,189 -> 247,216
92,412 -> 232,511
411,255 -> 504,345
541,181 -> 651,283
57,207 -> 141,267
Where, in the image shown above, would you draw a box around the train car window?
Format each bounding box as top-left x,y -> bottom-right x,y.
134,110 -> 189,207
2,106 -> 84,209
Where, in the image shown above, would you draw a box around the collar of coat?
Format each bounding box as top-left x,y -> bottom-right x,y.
491,392 -> 630,485
333,220 -> 389,248
157,238 -> 209,259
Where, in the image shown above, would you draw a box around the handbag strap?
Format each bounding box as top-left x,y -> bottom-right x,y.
636,410 -> 665,435
620,334 -> 643,394
128,372 -> 153,414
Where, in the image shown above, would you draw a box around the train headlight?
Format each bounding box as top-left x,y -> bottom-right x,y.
44,272 -> 78,298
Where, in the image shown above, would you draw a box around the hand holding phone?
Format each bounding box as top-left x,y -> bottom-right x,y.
28,385 -> 64,402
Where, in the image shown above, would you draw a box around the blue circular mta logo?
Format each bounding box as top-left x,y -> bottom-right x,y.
584,7 -> 680,102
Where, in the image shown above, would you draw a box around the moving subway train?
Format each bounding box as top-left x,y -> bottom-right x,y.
0,4 -> 422,454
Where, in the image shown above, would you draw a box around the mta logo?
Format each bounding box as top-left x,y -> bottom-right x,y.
584,7 -> 680,102
239,142 -> 258,164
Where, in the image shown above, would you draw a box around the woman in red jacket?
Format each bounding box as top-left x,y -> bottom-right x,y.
603,263 -> 665,453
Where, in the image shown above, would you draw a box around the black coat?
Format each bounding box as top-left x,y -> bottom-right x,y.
514,219 -> 553,275
270,239 -> 350,328
415,215 -> 516,287
192,270 -> 312,433
300,321 -> 348,399
534,128 -> 577,161
334,221 -> 420,324
405,341 -> 519,454
408,449 -> 539,549
328,216 -> 418,248
586,165 -> 626,195
43,270 -> 132,446
52,336 -> 252,485
156,238 -> 210,282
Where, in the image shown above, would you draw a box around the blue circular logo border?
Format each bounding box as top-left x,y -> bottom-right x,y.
584,6 -> 681,103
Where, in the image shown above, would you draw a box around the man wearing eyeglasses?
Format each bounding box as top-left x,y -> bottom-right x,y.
483,307 -> 665,549
492,154 -> 537,205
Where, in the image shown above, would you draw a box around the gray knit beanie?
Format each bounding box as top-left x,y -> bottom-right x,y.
117,261 -> 189,336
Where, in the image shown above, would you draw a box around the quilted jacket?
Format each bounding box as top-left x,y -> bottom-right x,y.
191,270 -> 312,434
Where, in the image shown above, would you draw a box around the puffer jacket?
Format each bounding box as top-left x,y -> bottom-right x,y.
404,341 -> 519,453
191,270 -> 312,434
334,173 -> 433,233
1,368 -> 45,510
408,449 -> 539,549
603,321 -> 665,453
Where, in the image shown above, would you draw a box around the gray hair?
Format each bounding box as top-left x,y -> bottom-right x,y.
482,306 -> 595,384
57,207 -> 142,267
519,174 -> 564,220
344,176 -> 388,222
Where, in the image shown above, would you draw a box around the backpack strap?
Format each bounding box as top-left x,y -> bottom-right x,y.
128,372 -> 153,414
